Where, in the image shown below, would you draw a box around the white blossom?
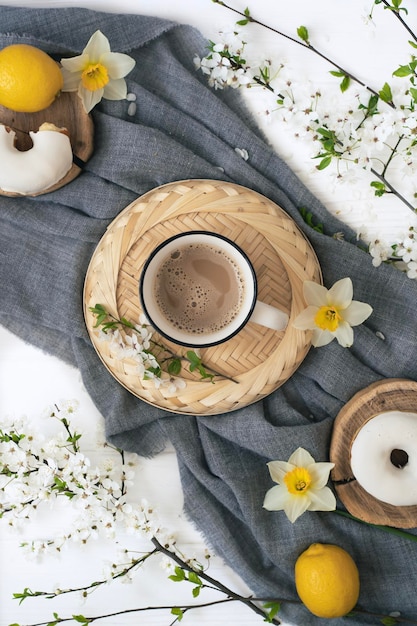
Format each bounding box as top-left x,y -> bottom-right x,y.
369,239 -> 393,267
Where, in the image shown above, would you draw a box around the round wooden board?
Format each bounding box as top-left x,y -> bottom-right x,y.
0,91 -> 93,196
83,179 -> 322,415
330,378 -> 417,528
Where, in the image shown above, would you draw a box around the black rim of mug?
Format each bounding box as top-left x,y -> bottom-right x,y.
138,230 -> 258,348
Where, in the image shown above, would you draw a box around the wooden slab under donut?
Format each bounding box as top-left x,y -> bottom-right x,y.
330,378 -> 417,528
0,91 -> 94,197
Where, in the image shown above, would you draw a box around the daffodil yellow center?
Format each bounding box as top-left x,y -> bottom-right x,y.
284,467 -> 312,495
314,305 -> 342,332
81,62 -> 109,91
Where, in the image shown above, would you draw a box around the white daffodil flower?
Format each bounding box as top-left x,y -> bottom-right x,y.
60,30 -> 136,113
292,277 -> 373,348
263,447 -> 336,523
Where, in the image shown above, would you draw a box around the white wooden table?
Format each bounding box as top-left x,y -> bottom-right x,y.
1,1 -> 416,624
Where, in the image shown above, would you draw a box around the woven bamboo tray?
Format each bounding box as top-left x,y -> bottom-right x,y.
330,379 -> 417,528
83,179 -> 322,415
0,91 -> 93,197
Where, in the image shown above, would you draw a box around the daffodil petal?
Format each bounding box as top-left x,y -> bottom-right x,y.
307,486 -> 337,511
292,306 -> 318,330
101,51 -> 136,79
61,67 -> 82,92
263,484 -> 290,510
308,462 -> 335,489
60,53 -> 89,73
343,301 -> 373,326
311,328 -> 335,347
334,321 -> 354,347
84,30 -> 111,60
103,78 -> 128,100
303,281 -> 329,306
285,494 -> 311,522
267,460 -> 294,484
327,277 -> 353,308
79,84 -> 104,113
288,447 -> 315,467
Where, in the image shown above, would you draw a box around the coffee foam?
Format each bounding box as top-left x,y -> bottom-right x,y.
154,242 -> 245,335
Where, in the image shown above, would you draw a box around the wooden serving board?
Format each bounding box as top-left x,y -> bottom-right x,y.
330,379 -> 417,528
0,91 -> 94,196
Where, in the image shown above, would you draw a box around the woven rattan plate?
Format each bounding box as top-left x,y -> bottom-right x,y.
83,179 -> 322,415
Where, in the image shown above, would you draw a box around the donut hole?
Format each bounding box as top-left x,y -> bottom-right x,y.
390,448 -> 409,469
10,127 -> 34,152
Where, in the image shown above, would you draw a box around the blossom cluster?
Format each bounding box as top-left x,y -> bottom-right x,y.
97,326 -> 186,392
195,28 -> 417,191
92,307 -> 187,393
0,403 -> 165,558
194,16 -> 417,278
369,224 -> 417,278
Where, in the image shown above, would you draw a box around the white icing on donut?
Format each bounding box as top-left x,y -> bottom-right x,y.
350,410 -> 417,506
0,123 -> 73,194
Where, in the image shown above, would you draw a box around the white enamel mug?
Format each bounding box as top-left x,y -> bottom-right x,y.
139,231 -> 288,347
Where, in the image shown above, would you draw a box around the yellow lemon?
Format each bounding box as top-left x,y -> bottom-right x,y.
295,543 -> 360,618
0,44 -> 63,112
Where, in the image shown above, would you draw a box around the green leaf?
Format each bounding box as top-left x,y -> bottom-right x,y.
171,607 -> 184,621
370,180 -> 386,196
393,65 -> 413,77
186,351 -> 200,365
169,566 -> 186,582
297,25 -> 309,43
167,358 -> 182,376
187,571 -> 202,585
236,6 -> 250,25
192,586 -> 201,597
340,74 -> 350,92
144,365 -> 162,379
329,70 -> 345,77
73,616 -> 91,625
409,40 -> 417,49
13,589 -> 30,604
89,303 -> 106,315
299,208 -> 324,233
263,601 -> 281,622
316,156 -> 332,170
410,87 -> 417,102
378,82 -> 393,103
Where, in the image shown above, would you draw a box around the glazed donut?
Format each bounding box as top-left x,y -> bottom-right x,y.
350,410 -> 417,506
0,122 -> 73,195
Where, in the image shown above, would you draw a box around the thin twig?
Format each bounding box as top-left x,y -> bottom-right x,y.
152,536 -> 282,624
211,0 -> 383,103
380,0 -> 417,43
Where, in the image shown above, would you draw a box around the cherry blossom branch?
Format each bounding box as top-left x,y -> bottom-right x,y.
152,536 -> 282,624
208,0 -> 417,217
211,0 -> 384,102
377,0 -> 417,43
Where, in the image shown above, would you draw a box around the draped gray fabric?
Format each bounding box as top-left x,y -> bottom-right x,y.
1,7 -> 416,624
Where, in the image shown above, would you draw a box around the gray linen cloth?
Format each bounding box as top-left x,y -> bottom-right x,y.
1,7 -> 416,625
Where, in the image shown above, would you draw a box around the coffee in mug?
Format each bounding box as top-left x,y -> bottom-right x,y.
154,240 -> 245,336
139,231 -> 288,347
